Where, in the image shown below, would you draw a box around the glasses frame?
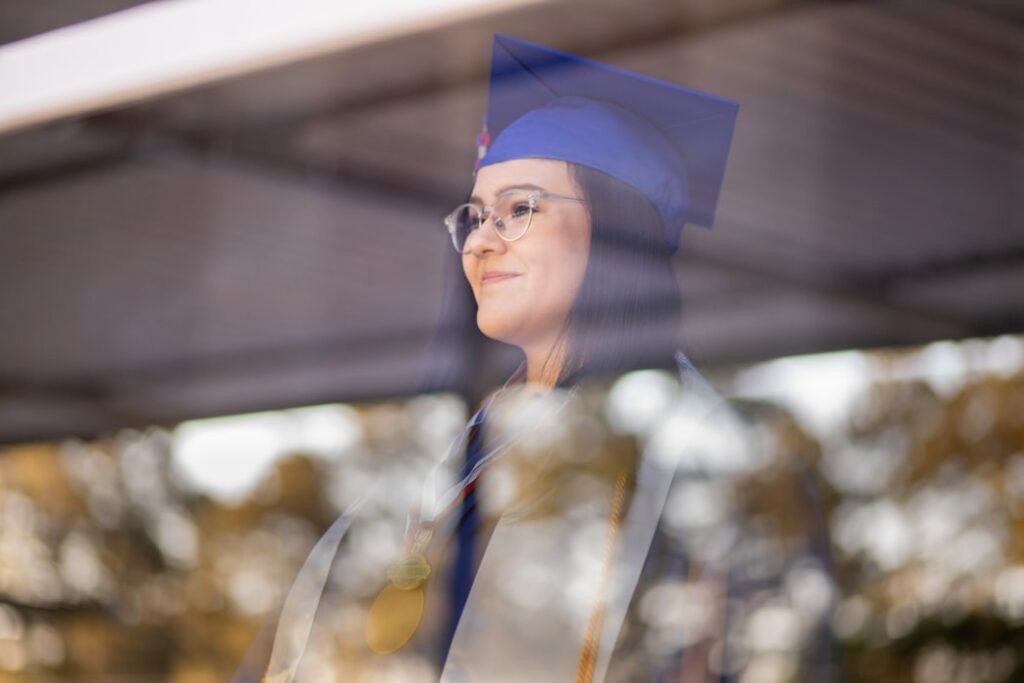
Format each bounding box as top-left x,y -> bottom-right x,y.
444,190 -> 586,254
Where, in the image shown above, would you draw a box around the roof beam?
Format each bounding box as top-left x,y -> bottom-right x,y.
0,0 -> 543,136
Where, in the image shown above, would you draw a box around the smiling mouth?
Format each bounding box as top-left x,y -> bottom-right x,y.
482,274 -> 521,285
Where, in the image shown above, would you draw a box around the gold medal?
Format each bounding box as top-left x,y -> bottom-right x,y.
365,552 -> 431,654
386,552 -> 432,590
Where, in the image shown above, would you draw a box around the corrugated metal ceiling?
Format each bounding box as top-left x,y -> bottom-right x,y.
0,0 -> 1020,442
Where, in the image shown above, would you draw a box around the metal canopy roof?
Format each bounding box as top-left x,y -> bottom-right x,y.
0,0 -> 1021,443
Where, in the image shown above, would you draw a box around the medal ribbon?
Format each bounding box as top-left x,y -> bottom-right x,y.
442,413 -> 487,661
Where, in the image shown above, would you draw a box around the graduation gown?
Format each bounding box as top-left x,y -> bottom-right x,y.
242,351 -> 836,683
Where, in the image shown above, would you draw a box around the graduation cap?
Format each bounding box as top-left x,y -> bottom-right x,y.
476,34 -> 738,252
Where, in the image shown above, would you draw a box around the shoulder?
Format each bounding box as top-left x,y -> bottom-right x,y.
608,351 -> 838,681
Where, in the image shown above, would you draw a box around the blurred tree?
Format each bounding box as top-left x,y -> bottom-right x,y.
0,345 -> 1021,682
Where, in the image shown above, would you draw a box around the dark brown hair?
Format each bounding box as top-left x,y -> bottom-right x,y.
548,163 -> 683,387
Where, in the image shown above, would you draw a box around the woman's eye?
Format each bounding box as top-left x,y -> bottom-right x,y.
510,203 -> 531,217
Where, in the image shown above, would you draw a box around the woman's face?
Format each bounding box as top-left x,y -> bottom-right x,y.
462,158 -> 591,352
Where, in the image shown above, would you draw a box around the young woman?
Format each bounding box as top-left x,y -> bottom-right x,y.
250,34 -> 833,683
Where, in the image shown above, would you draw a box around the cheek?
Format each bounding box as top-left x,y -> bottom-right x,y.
549,232 -> 590,295
531,240 -> 588,315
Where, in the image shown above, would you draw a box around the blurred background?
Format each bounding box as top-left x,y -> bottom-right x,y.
0,0 -> 1022,681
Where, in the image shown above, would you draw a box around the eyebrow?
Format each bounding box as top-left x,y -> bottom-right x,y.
469,183 -> 549,205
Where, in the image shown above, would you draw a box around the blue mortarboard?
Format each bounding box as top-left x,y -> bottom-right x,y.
476,34 -> 738,252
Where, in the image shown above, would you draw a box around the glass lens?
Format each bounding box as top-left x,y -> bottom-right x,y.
451,204 -> 481,252
494,192 -> 533,240
448,193 -> 533,252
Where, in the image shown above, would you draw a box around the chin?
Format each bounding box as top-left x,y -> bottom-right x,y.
475,310 -> 522,346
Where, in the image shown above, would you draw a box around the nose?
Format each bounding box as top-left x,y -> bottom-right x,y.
463,213 -> 506,257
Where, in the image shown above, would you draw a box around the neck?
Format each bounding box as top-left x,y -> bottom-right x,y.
523,337 -> 568,390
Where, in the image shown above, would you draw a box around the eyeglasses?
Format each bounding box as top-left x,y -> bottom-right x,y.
444,190 -> 586,254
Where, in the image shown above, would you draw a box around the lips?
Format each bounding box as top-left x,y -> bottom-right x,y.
482,272 -> 521,285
